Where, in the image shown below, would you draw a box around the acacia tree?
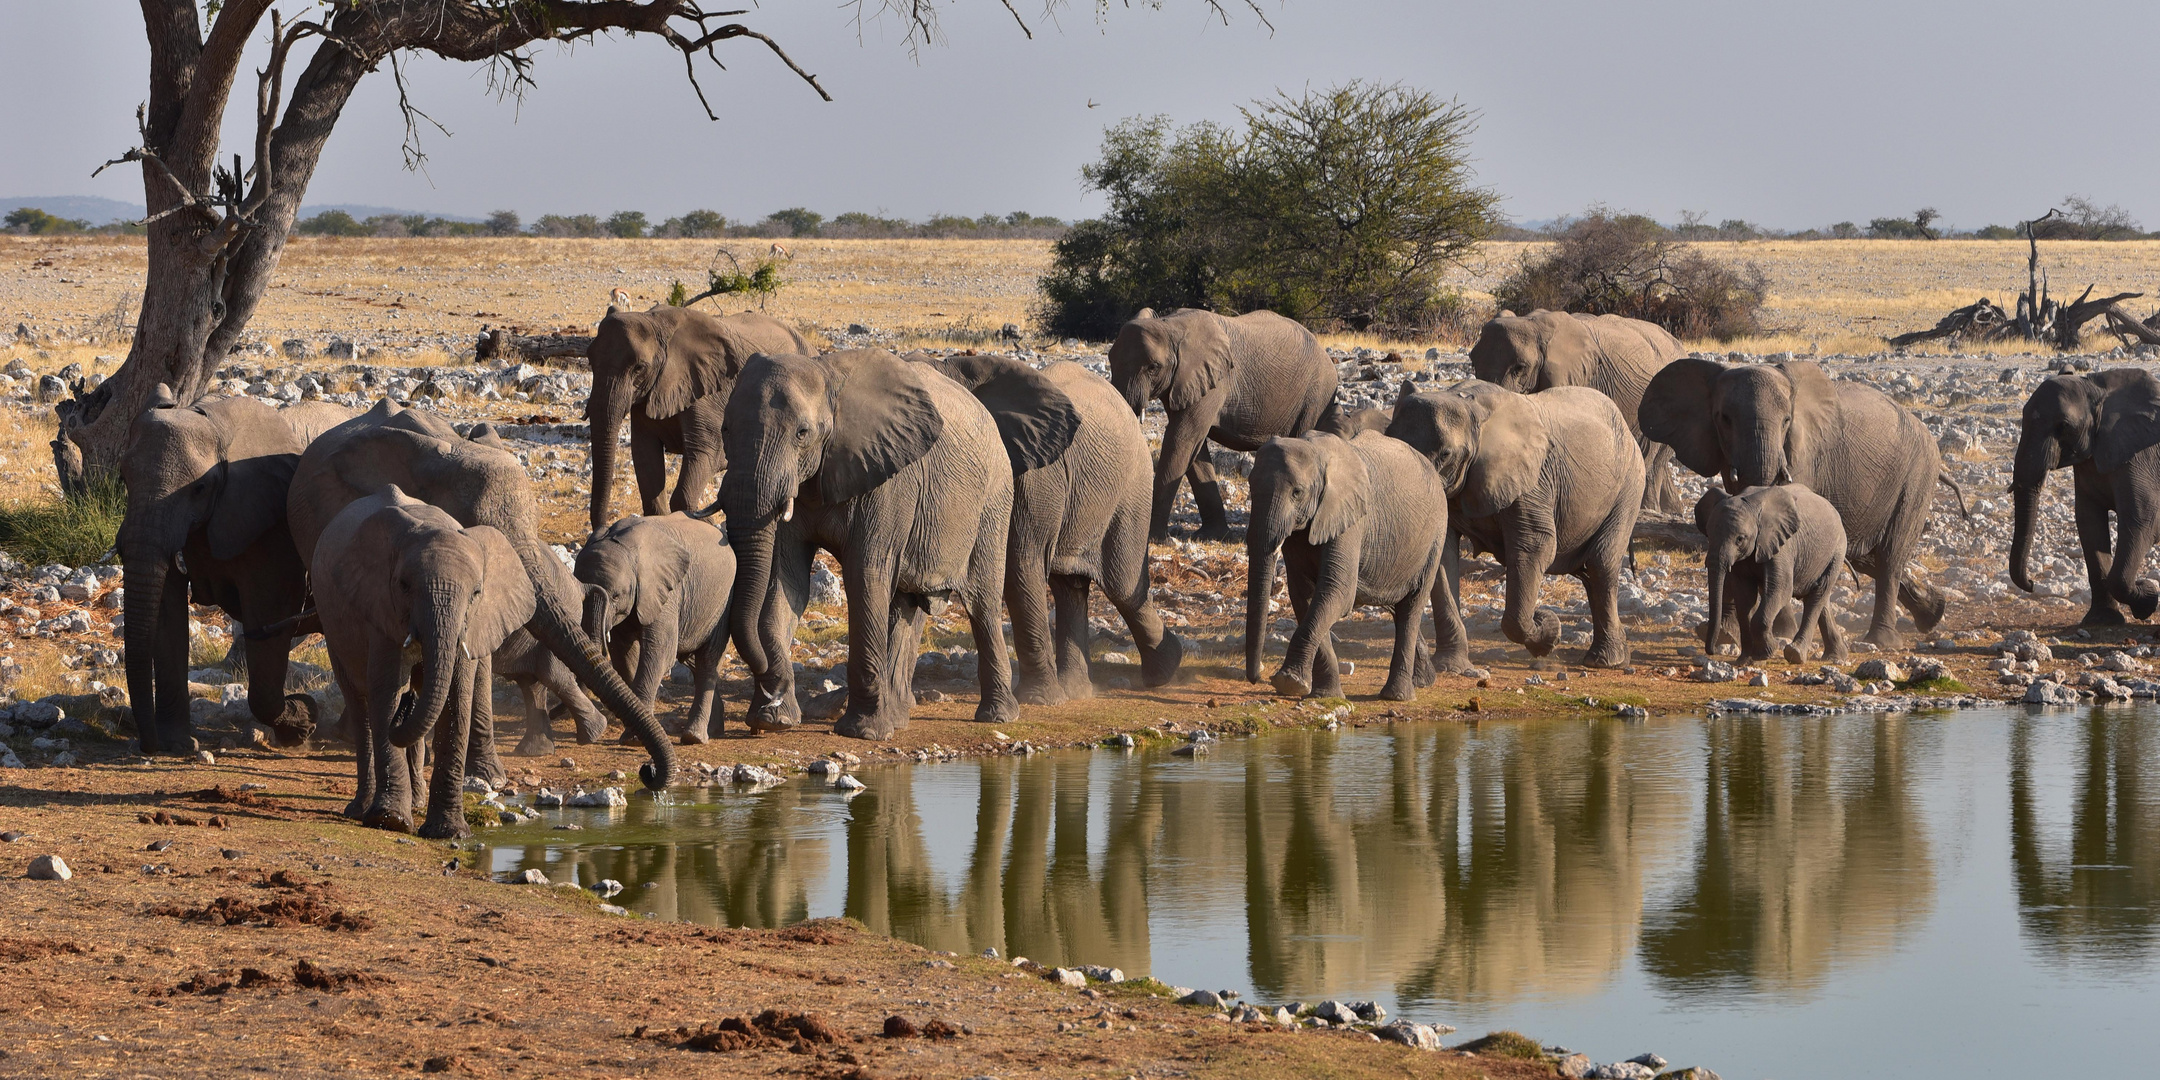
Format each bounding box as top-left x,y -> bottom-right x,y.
58,0 -> 1267,490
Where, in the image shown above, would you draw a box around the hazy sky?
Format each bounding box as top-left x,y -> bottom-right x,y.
5,0 -> 2157,230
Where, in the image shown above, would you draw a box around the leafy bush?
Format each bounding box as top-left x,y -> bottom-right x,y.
485,209 -> 521,236
682,248 -> 786,309
0,481 -> 127,567
761,208 -> 824,238
296,209 -> 368,237
2031,195 -> 2146,240
1866,208 -> 1939,239
5,208 -> 92,235
1037,82 -> 1500,339
659,209 -> 727,238
530,213 -> 602,238
605,211 -> 648,239
1491,209 -> 1768,341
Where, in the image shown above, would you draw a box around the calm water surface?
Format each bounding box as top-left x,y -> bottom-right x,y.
480,707 -> 2160,1079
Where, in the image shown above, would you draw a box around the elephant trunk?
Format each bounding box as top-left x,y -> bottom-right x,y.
1729,429 -> 1785,488
726,516 -> 777,677
587,381 -> 633,533
2010,483 -> 2041,593
120,547 -> 170,753
515,542 -> 675,789
390,584 -> 465,747
1118,374 -> 1147,416
1706,541 -> 1735,653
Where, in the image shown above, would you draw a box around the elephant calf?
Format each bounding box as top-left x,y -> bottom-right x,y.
1246,431 -> 1469,701
1699,485 -> 1849,665
577,513 -> 736,743
314,486 -> 536,839
1389,381 -> 1644,668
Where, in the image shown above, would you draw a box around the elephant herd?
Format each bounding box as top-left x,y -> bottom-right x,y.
108,295 -> 2146,839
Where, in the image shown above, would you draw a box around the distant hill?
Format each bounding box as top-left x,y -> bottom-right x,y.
1,195 -> 481,226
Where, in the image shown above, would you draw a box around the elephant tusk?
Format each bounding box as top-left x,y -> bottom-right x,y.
461,640 -> 473,661
172,552 -> 188,575
780,497 -> 794,523
404,632 -> 415,648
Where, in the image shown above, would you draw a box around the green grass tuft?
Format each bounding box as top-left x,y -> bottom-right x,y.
0,480 -> 125,567
1899,676 -> 1972,693
1452,1030 -> 1546,1060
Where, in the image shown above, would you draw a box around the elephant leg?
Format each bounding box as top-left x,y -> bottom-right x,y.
671,447 -> 722,518
511,680 -> 556,757
2075,490 -> 2127,625
966,498 -> 1019,726
627,620 -> 683,742
2107,492 -> 2160,620
465,654 -> 506,787
1784,571 -> 1837,664
1187,451 -> 1231,543
1150,411 -> 1212,542
1579,557 -> 1632,669
155,569 -> 193,752
1859,559 -> 1906,648
836,562 -> 905,740
418,655 -> 477,841
1427,534 -> 1472,675
1817,597 -> 1850,664
1272,544 -> 1336,697
1048,575 -> 1096,701
1101,496 -> 1180,687
630,421 -> 670,519
241,631 -> 315,747
545,662 -> 607,744
1380,587 -> 1423,702
1006,548 -> 1062,706
684,641 -> 724,741
1740,563 -> 1789,664
1498,501 -> 1562,657
334,662 -> 373,820
362,642 -> 416,833
1724,574 -> 1762,658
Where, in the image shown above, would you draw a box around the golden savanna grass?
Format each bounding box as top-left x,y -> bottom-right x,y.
9,235 -> 2160,360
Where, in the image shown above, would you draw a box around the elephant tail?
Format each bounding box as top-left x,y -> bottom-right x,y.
1935,473 -> 1974,522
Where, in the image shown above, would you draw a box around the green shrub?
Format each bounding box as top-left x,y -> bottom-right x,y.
762,208 -> 824,238
660,209 -> 727,238
605,210 -> 648,239
296,209 -> 368,237
5,208 -> 92,235
0,480 -> 127,567
1452,1031 -> 1546,1060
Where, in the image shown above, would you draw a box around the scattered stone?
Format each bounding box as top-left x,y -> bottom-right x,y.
1853,659 -> 1906,681
1589,1063 -> 1656,1080
516,869 -> 549,885
731,763 -> 785,786
1553,1052 -> 1594,1078
590,879 -> 624,898
2024,680 -> 2080,705
1627,1053 -> 1668,1070
1693,659 -> 1737,683
566,787 -> 627,808
27,854 -> 72,881
1046,967 -> 1088,988
1376,1021 -> 1445,1050
195,750 -> 216,765
834,774 -> 866,791
1076,964 -> 1124,982
1176,989 -> 1228,1009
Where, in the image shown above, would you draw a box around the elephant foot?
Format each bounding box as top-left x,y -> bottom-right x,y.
1377,677 -> 1415,702
2082,603 -> 2130,627
1016,678 -> 1068,708
973,690 -> 1019,726
1270,670 -> 1312,698
2130,588 -> 2160,621
1783,641 -> 1811,665
574,719 -> 607,745
676,727 -> 711,746
362,802 -> 415,835
1861,625 -> 1905,650
834,708 -> 900,741
417,813 -> 471,841
267,694 -> 318,747
341,794 -> 369,820
512,732 -> 556,757
1581,638 -> 1631,669
1138,632 -> 1184,687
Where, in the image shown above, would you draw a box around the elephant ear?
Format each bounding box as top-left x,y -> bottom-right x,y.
819,351 -> 945,504
929,353 -> 1079,472
205,454 -> 297,562
464,525 -> 537,654
465,423 -> 508,451
646,310 -> 747,420
1692,487 -> 1728,539
1460,389 -> 1550,518
1778,362 -> 1839,483
1162,314 -> 1234,412
148,382 -> 179,410
634,528 -> 695,625
1306,433 -> 1371,544
2094,371 -> 2160,472
1134,307 -> 1156,320
1640,357 -> 1728,477
1748,487 -> 1805,563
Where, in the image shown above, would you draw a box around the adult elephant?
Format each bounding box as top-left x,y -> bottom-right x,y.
716,348 -> 1016,740
1470,309 -> 1687,511
2009,368 -> 2160,623
117,387 -> 351,754
1640,358 -> 1947,647
585,302 -> 808,533
919,352 -> 1184,703
288,399 -> 676,790
1388,381 -> 1643,668
1108,308 -> 1338,541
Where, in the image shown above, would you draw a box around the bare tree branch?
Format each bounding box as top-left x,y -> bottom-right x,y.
390,51 -> 454,174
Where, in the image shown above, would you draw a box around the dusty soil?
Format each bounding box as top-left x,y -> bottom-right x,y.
0,750 -> 1559,1080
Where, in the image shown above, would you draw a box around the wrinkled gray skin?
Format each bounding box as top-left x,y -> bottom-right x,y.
1245,430 -> 1468,700
586,304 -> 808,533
920,353 -> 1184,703
1471,310 -> 1686,511
1109,308 -> 1339,541
1641,358 -> 1947,647
1328,405 -> 1395,436
577,513 -> 736,742
117,388 -> 351,754
288,399 -> 677,793
492,627 -> 604,757
1698,485 -> 1850,665
2009,369 -> 2160,623
1388,381 -> 1644,668
312,486 -> 535,838
717,349 -> 1016,741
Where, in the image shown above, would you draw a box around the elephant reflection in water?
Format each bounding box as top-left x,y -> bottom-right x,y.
2011,712 -> 2160,962
1242,723 -> 1688,1007
839,756 -> 1154,975
1641,716 -> 1936,992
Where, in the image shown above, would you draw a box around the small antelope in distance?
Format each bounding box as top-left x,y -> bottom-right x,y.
769,242 -> 792,260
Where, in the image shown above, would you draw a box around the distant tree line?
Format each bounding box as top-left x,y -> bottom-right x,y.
288,206 -> 1068,240
3,208 -> 144,236
1487,195 -> 2155,243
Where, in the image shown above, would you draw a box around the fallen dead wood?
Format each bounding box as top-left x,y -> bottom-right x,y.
2103,304 -> 2160,347
1888,298 -> 2010,347
475,327 -> 593,364
1887,207 -> 2150,351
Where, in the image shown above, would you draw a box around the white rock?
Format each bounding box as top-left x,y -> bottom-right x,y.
835,774 -> 866,791
567,786 -> 627,808
517,868 -> 550,885
732,763 -> 785,786
27,854 -> 71,880
195,750 -> 216,765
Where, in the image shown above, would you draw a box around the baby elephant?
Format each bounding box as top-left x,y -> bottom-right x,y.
1245,431 -> 1469,700
576,513 -> 736,743
314,486 -> 536,838
1699,484 -> 1849,664
494,627 -> 606,757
